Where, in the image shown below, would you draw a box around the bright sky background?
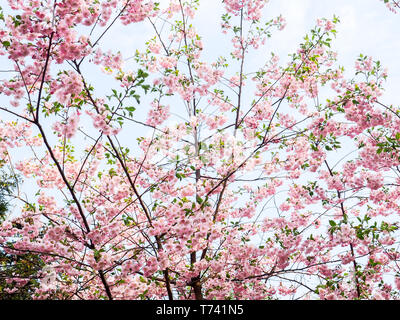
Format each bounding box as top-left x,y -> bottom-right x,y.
2,0 -> 399,125
91,0 -> 400,127
93,0 -> 400,161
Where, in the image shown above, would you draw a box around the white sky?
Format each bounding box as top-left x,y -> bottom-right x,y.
2,0 -> 399,121
90,0 -> 400,123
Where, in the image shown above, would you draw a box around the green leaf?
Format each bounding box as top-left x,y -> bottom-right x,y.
1,40 -> 10,48
125,106 -> 136,112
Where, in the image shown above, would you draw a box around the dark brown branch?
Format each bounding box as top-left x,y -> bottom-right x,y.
324,160 -> 361,299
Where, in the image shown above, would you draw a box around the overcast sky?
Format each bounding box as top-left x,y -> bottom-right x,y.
82,0 -> 399,143
1,0 -> 399,120
99,0 -> 400,102
77,0 -> 400,132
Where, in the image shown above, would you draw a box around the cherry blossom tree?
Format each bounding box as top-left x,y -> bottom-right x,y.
0,0 -> 400,300
382,0 -> 400,12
